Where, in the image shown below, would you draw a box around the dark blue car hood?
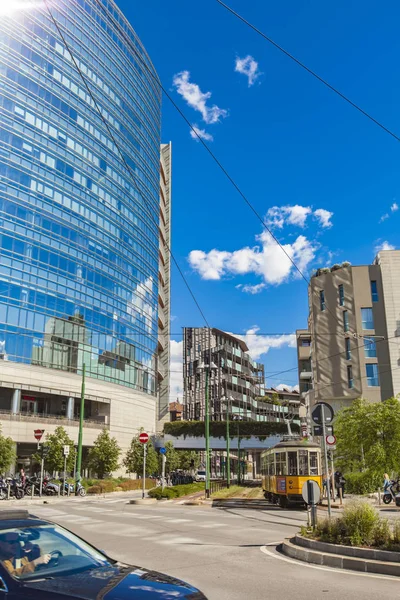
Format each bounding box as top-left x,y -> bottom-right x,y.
25,564 -> 206,599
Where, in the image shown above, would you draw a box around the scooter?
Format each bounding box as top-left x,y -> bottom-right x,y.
59,480 -> 86,497
383,480 -> 400,504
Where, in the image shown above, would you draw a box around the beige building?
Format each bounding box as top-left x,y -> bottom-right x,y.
297,251 -> 400,414
157,143 -> 172,428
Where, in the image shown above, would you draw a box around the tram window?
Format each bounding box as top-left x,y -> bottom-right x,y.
299,450 -> 308,475
310,452 -> 318,475
276,452 -> 287,475
288,451 -> 298,475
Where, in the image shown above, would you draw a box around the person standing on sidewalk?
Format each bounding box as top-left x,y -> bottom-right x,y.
334,470 -> 345,499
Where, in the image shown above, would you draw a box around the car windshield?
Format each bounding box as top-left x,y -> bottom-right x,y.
0,524 -> 113,581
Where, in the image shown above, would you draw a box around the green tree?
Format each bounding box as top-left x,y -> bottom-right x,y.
0,426 -> 16,474
178,450 -> 201,472
123,434 -> 158,476
159,441 -> 180,474
335,398 -> 400,477
34,426 -> 75,473
87,429 -> 121,479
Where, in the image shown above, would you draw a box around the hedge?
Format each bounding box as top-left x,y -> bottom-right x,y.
86,478 -> 154,494
163,420 -> 297,440
148,482 -> 205,500
344,471 -> 381,495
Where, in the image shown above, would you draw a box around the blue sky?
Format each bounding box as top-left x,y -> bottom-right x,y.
117,0 -> 400,399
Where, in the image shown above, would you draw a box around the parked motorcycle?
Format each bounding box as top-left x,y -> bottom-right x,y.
383,479 -> 400,504
0,477 -> 8,500
58,479 -> 86,497
2,477 -> 25,500
24,475 -> 40,497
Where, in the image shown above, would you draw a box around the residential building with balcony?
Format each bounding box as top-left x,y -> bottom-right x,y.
183,327 -> 265,421
0,0 -> 169,471
297,252 -> 400,414
255,387 -> 300,425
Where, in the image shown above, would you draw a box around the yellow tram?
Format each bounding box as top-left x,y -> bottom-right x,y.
261,440 -> 322,507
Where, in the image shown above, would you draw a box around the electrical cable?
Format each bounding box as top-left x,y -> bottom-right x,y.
215,0 -> 400,144
90,0 -> 347,335
43,0 -> 210,329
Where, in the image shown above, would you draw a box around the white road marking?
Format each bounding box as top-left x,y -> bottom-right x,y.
164,518 -> 192,524
199,523 -> 226,528
260,545 -> 400,581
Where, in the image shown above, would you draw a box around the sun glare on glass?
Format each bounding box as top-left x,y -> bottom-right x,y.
0,1 -> 45,16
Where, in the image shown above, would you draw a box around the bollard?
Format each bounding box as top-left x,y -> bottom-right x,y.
7,484 -> 10,500
67,483 -> 70,497
339,486 -> 343,505
378,488 -> 381,506
58,483 -> 60,497
31,485 -> 34,499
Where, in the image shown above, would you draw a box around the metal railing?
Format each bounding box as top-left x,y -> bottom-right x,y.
0,410 -> 109,429
210,479 -> 229,494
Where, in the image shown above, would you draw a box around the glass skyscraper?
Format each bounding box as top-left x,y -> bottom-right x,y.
0,0 -> 168,468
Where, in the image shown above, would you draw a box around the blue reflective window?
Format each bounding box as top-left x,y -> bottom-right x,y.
345,338 -> 351,360
343,311 -> 349,332
371,281 -> 378,302
347,365 -> 353,389
364,338 -> 377,358
366,364 -> 379,387
361,308 -> 374,330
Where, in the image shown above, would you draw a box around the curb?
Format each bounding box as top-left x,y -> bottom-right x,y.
282,536 -> 400,576
0,490 -> 143,507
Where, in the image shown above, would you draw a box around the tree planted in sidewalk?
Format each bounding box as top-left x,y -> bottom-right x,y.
123,433 -> 158,476
87,429 -> 121,479
335,398 -> 400,477
178,450 -> 201,472
34,426 -> 75,473
158,441 -> 180,474
0,425 -> 16,474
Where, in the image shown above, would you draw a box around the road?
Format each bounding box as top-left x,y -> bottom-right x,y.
30,497 -> 400,600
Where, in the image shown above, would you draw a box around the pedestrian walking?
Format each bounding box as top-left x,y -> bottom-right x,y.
19,468 -> 26,487
334,470 -> 345,499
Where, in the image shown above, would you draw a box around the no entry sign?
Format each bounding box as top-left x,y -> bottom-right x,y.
139,432 -> 149,444
34,429 -> 44,442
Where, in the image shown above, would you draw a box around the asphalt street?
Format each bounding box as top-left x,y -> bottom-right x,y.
29,497 -> 400,600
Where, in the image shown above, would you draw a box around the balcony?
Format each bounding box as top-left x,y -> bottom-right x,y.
0,409 -> 108,429
300,371 -> 313,380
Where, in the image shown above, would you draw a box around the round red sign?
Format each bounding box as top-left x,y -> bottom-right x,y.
34,429 -> 44,441
139,432 -> 149,444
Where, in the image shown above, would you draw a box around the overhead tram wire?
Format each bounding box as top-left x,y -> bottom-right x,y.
91,0 -> 349,337
43,0 -> 210,329
90,0 -> 398,380
215,0 -> 400,145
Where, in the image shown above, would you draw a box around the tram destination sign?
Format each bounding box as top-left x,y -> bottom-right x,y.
311,402 -> 334,425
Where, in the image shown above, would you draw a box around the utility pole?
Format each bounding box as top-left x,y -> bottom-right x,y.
76,363 -> 85,491
321,404 -> 331,517
205,366 -> 211,499
226,396 -> 230,489
237,420 -> 241,485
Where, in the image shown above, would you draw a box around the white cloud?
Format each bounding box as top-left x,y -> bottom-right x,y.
172,71 -> 228,124
233,326 -> 296,360
266,205 -> 333,229
170,340 -> 183,400
391,202 -> 399,212
275,383 -> 300,393
189,231 -> 317,286
375,240 -> 396,253
234,55 -> 262,86
240,283 -> 266,294
379,213 -> 389,223
266,205 -> 312,229
190,125 -> 214,142
313,208 -> 333,228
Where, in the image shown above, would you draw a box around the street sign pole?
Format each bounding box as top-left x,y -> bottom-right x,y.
63,455 -> 67,497
76,363 -> 86,492
226,398 -> 230,489
161,454 -> 166,491
39,447 -> 44,498
321,404 -> 331,517
142,443 -> 147,500
329,450 -> 335,502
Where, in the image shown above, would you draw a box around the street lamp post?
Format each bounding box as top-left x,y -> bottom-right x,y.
222,395 -> 233,488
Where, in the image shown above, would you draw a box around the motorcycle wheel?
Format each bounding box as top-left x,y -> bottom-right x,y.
15,489 -> 25,500
383,494 -> 392,504
78,487 -> 86,497
0,489 -> 7,500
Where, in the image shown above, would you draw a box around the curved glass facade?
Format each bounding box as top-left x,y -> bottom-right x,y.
0,0 -> 161,395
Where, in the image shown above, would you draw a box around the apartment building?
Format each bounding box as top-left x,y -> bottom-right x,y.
183,328 -> 265,421
297,251 -> 400,413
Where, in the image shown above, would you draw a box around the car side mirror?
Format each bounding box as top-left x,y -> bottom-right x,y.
0,576 -> 8,593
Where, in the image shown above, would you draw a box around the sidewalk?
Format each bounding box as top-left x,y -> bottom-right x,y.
0,489 -> 143,508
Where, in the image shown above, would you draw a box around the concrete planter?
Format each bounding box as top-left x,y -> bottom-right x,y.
282,535 -> 400,576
